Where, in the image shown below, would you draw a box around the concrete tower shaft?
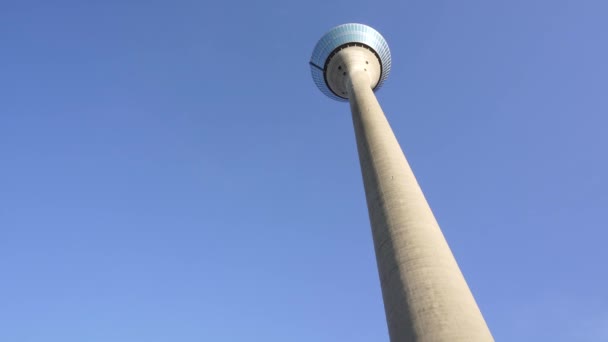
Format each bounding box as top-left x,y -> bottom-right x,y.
347,65 -> 493,341
310,23 -> 494,342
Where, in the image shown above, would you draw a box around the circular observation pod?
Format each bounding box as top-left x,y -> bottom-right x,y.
310,23 -> 391,101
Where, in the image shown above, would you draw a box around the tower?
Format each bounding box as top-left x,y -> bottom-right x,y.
310,23 -> 494,342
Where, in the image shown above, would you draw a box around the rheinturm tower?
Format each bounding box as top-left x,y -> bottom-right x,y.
309,23 -> 494,342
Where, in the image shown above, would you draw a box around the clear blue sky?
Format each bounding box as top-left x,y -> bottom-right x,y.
1,0 -> 607,341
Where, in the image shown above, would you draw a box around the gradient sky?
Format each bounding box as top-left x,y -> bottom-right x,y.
1,1 -> 607,341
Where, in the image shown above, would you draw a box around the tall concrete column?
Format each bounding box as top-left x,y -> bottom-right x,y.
347,69 -> 493,341
310,23 -> 494,341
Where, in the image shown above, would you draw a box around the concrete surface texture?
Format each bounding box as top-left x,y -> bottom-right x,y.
345,61 -> 494,341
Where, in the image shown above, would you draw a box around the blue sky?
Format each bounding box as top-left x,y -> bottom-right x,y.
1,0 -> 607,341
